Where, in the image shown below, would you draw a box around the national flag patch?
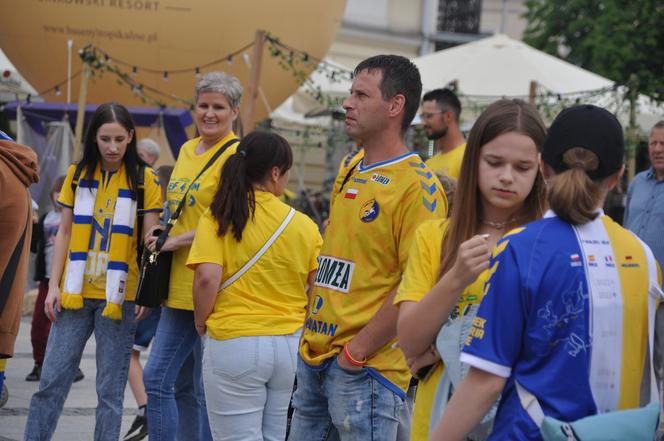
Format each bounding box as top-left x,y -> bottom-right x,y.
344,188 -> 359,199
604,255 -> 615,267
570,254 -> 582,267
588,255 -> 598,267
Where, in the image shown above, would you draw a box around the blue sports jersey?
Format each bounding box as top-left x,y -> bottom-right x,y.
0,130 -> 13,141
461,213 -> 657,441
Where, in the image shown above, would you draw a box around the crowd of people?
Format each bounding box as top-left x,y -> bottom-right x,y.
0,53 -> 662,441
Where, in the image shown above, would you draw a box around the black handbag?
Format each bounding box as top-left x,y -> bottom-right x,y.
135,138 -> 239,307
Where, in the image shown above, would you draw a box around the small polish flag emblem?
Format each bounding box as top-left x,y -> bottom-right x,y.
345,188 -> 359,199
570,254 -> 580,262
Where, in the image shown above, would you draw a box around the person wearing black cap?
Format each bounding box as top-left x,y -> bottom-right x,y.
429,104 -> 663,441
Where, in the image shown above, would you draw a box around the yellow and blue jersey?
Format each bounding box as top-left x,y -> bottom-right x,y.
462,212 -> 661,441
299,151 -> 448,396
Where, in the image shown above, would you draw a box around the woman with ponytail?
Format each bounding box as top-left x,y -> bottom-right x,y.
187,131 -> 322,441
430,105 -> 662,441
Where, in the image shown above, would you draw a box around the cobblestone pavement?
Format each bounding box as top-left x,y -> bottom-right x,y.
1,317 -> 142,441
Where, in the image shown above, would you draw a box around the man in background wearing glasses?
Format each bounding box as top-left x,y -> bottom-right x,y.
420,88 -> 466,181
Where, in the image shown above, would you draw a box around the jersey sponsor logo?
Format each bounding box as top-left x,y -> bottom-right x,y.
315,256 -> 354,293
311,295 -> 324,314
352,177 -> 367,184
371,173 -> 391,185
359,198 -> 379,223
345,188 -> 359,199
305,318 -> 338,336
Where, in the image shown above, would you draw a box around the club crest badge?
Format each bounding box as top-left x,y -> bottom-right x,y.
359,198 -> 379,223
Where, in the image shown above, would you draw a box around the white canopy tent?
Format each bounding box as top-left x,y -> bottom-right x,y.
271,58 -> 351,127
0,48 -> 38,101
412,34 -> 663,133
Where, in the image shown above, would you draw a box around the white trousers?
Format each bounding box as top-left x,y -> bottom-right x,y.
202,331 -> 300,441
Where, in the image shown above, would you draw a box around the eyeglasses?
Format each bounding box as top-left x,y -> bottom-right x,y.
419,111 -> 446,120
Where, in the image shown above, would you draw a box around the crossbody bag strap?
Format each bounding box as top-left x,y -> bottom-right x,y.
0,202 -> 31,314
220,207 -> 296,290
640,239 -> 662,403
155,138 -> 239,251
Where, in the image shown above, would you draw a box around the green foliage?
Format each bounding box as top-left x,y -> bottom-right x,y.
523,0 -> 664,101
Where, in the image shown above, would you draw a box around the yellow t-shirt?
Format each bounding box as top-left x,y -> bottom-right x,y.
58,164 -> 163,300
186,192 -> 323,340
424,143 -> 466,180
394,218 -> 490,441
299,152 -> 448,394
166,133 -> 239,310
329,149 -> 364,210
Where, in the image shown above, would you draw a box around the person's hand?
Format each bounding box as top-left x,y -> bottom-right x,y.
146,234 -> 178,253
135,305 -> 152,321
44,285 -> 62,322
450,234 -> 491,287
407,346 -> 440,378
336,344 -> 364,372
195,321 -> 207,337
144,225 -> 164,253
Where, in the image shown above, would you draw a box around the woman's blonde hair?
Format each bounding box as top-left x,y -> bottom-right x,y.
547,148 -> 608,225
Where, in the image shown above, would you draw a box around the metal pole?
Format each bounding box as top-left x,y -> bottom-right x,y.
243,30 -> 266,134
73,60 -> 92,161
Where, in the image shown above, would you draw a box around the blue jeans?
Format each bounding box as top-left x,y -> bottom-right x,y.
24,299 -> 136,441
202,332 -> 300,441
133,306 -> 161,351
288,356 -> 404,441
143,307 -> 212,441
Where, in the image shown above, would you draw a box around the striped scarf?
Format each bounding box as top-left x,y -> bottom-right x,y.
61,165 -> 136,320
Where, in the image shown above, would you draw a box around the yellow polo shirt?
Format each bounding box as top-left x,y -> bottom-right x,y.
186,192 -> 323,340
166,132 -> 238,310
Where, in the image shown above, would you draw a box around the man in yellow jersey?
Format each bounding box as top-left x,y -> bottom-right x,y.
421,88 -> 466,180
289,55 -> 447,441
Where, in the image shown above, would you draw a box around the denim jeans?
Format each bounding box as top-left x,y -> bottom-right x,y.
202,331 -> 300,441
288,356 -> 404,441
143,307 -> 212,441
24,299 -> 136,441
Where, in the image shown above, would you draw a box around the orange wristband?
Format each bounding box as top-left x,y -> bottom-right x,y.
343,344 -> 367,367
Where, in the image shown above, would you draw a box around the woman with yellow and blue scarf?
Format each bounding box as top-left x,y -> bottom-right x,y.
24,102 -> 163,441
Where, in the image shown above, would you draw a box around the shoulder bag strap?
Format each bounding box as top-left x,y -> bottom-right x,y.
220,207 -> 296,290
641,240 -> 662,403
135,164 -> 146,266
155,138 -> 239,251
0,203 -> 31,314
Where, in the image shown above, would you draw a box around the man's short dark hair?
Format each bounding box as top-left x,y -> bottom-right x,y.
354,55 -> 422,133
422,88 -> 462,121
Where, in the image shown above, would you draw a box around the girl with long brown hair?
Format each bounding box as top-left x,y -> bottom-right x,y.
395,99 -> 547,441
430,105 -> 660,441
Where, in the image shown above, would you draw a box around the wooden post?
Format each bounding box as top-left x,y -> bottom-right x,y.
528,80 -> 537,106
626,73 -> 638,182
243,29 -> 266,134
73,61 -> 92,161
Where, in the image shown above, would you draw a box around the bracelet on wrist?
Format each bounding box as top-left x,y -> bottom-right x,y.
343,344 -> 367,367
